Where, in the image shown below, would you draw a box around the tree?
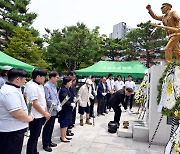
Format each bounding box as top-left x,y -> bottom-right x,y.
0,0 -> 37,50
123,21 -> 167,67
44,22 -> 105,71
4,26 -> 49,68
103,38 -> 124,61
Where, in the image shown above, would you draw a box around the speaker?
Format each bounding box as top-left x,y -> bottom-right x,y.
108,121 -> 118,133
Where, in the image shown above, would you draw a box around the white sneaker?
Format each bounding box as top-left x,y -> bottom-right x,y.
129,109 -> 133,113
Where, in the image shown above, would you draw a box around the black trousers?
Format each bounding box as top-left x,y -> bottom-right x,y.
124,94 -> 135,110
0,128 -> 26,154
42,116 -> 56,148
27,117 -> 45,154
72,106 -> 76,125
106,93 -> 112,110
97,97 -> 106,114
90,98 -> 95,116
112,105 -> 122,125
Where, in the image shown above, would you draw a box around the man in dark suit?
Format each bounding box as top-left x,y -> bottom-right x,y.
110,88 -> 133,126
97,76 -> 108,116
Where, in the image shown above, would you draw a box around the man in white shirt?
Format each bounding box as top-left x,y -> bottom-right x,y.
106,74 -> 115,112
124,75 -> 136,113
26,68 -> 51,154
114,75 -> 125,92
0,68 -> 34,154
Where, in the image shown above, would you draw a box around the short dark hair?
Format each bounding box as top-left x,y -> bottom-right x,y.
8,68 -> 27,82
32,68 -> 47,79
63,76 -> 72,85
126,88 -> 133,93
67,71 -> 76,77
117,75 -> 122,78
91,76 -> 96,79
0,70 -> 9,77
128,75 -> 132,78
49,71 -> 59,79
108,74 -> 113,78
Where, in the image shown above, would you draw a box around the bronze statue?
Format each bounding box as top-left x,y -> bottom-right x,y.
146,3 -> 180,64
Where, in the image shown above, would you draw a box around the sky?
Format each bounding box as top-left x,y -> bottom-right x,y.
29,0 -> 180,36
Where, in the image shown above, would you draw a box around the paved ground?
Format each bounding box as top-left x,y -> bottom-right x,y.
22,106 -> 168,154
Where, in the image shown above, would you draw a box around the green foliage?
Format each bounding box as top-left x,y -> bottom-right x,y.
157,62 -> 180,117
4,27 -> 49,68
0,0 -> 37,50
103,38 -> 124,61
44,22 -> 105,71
122,21 -> 167,67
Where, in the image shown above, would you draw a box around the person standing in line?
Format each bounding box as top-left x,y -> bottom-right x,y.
114,75 -> 125,92
110,88 -> 133,126
106,74 -> 115,112
97,76 -> 108,116
0,68 -> 34,154
42,71 -> 61,152
124,75 -> 136,113
58,77 -> 75,143
89,76 -> 97,118
0,65 -> 13,89
78,79 -> 93,126
26,68 -> 51,154
66,71 -> 76,135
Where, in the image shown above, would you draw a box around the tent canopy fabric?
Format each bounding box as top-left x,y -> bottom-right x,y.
75,61 -> 147,78
0,51 -> 34,72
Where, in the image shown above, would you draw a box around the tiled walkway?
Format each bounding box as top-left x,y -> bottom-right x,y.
22,106 -> 172,154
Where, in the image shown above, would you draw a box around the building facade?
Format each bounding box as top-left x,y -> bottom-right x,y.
109,22 -> 131,39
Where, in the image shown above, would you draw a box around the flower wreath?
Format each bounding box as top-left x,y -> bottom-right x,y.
157,62 -> 180,117
134,74 -> 148,104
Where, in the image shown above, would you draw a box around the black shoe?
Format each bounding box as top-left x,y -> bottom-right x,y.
66,132 -> 74,136
68,125 -> 73,129
66,137 -> 72,140
90,115 -> 95,118
101,113 -> 105,116
104,111 -> 108,114
43,146 -> 52,152
97,113 -> 100,117
50,142 -> 57,147
60,137 -> 70,143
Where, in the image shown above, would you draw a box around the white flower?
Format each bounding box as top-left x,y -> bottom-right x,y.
174,66 -> 180,98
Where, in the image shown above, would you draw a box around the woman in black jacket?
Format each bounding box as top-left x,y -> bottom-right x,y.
58,77 -> 75,142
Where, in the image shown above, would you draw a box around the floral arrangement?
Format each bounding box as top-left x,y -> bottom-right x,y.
134,74 -> 148,104
172,110 -> 180,153
157,62 -> 180,117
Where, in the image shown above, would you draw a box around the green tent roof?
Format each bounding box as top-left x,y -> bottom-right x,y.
75,61 -> 147,78
0,51 -> 34,72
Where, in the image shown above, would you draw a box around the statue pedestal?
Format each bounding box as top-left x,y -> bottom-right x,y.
148,65 -> 171,145
117,65 -> 172,145
133,120 -> 149,142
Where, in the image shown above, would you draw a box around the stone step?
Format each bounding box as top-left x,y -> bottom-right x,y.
117,124 -> 133,138
132,120 -> 149,142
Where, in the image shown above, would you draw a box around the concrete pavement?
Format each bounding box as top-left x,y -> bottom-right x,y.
22,106 -> 170,154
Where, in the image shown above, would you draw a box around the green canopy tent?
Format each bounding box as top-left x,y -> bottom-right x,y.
0,51 -> 34,72
75,61 -> 147,78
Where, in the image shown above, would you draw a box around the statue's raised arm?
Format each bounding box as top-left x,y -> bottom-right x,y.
151,24 -> 180,33
147,3 -> 180,64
